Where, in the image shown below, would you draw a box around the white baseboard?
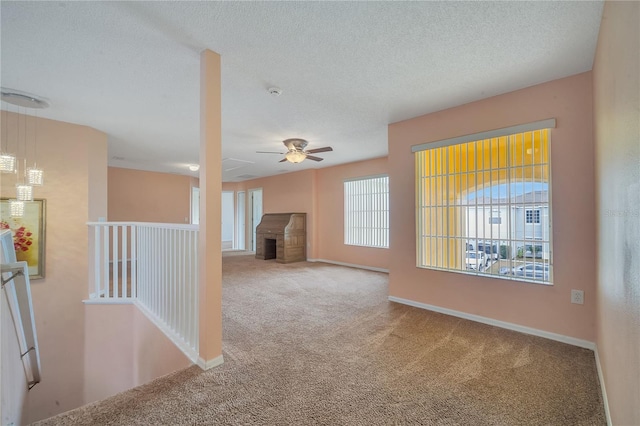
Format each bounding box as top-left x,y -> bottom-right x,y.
388,296 -> 596,350
83,298 -> 133,305
594,345 -> 612,425
197,354 -> 224,371
307,258 -> 389,273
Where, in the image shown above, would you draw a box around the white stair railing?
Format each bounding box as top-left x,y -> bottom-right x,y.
86,222 -> 199,361
1,229 -> 41,391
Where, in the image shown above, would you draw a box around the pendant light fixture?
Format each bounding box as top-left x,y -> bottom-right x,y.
1,88 -> 49,216
0,153 -> 16,173
16,183 -> 34,202
9,200 -> 25,217
27,168 -> 44,186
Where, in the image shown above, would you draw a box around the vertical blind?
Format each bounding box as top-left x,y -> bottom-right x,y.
344,175 -> 389,248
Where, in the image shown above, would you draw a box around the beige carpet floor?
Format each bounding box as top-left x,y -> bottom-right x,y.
36,254 -> 605,425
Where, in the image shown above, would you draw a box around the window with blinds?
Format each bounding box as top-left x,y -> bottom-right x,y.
413,120 -> 554,284
344,175 -> 389,248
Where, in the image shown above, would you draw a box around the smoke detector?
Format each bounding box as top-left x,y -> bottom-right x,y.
268,87 -> 282,96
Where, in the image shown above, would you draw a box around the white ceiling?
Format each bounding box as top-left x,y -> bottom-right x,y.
1,1 -> 603,182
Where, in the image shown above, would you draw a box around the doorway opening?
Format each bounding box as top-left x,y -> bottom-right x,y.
248,188 -> 263,252
222,191 -> 235,251
191,187 -> 200,225
236,191 -> 246,250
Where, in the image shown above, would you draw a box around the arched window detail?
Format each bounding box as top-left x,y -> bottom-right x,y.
415,125 -> 553,284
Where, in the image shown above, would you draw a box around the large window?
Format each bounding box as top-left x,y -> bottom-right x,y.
344,175 -> 389,248
413,120 -> 554,284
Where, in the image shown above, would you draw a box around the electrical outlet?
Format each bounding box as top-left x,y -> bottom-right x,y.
571,289 -> 584,305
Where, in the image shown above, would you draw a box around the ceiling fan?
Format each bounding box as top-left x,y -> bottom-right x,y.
256,138 -> 333,163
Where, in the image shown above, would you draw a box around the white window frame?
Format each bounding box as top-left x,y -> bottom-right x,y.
525,209 -> 541,224
413,119 -> 555,285
344,175 -> 389,248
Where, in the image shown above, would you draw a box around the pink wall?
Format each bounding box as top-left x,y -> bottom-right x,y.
593,1 -> 640,423
0,113 -> 108,423
236,159 -> 390,270
241,170 -> 317,258
108,167 -> 194,223
132,307 -> 193,384
388,72 -> 597,341
83,304 -> 135,403
84,304 -> 191,404
316,157 -> 389,269
221,182 -> 241,192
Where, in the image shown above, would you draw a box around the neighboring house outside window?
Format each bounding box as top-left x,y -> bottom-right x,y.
344,175 -> 389,248
413,120 -> 554,284
526,209 -> 541,224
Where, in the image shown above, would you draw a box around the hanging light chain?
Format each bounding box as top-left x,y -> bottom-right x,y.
0,103 -> 17,173
26,108 -> 44,185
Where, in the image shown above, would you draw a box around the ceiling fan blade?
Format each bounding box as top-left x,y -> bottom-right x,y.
279,158 -> 288,163
305,146 -> 333,154
306,155 -> 324,162
256,151 -> 285,154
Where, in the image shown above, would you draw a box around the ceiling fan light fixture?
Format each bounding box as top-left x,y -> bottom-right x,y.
285,150 -> 306,163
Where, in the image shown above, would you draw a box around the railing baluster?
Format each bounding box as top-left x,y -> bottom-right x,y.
122,225 -> 128,298
187,229 -> 192,347
158,228 -> 162,319
145,227 -> 149,304
150,228 -> 154,311
145,229 -> 148,305
113,225 -> 119,299
193,228 -> 199,351
131,225 -> 136,299
94,226 -> 100,298
171,229 -> 176,331
151,229 -> 155,310
164,229 -> 171,328
87,221 -> 200,358
138,227 -> 142,303
163,228 -> 167,325
138,227 -> 149,306
189,228 -> 193,349
191,228 -> 197,349
103,226 -> 109,298
180,230 -> 184,341
153,227 -> 158,314
166,229 -> 170,329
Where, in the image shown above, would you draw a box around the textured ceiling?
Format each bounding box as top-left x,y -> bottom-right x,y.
1,1 -> 603,181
